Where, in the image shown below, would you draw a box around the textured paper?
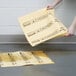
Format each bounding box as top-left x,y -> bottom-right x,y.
18,8 -> 67,46
0,51 -> 54,67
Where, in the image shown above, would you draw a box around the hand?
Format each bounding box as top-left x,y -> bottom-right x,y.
47,4 -> 55,10
64,27 -> 75,37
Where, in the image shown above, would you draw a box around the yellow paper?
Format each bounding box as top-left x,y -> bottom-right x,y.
18,8 -> 67,47
31,51 -> 54,65
0,51 -> 54,67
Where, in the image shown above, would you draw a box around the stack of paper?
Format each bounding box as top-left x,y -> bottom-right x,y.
0,51 -> 54,67
18,8 -> 67,46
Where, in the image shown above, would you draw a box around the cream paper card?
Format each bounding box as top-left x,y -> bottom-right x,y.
0,51 -> 54,67
18,8 -> 67,46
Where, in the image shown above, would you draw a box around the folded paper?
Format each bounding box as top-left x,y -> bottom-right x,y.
0,51 -> 54,67
18,8 -> 67,46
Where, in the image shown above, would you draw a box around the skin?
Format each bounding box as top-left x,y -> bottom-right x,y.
47,0 -> 63,9
47,0 -> 76,36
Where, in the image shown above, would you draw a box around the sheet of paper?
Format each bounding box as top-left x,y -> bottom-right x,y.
0,51 -> 54,67
18,8 -> 67,46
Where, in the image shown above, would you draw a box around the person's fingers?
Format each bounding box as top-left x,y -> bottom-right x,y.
64,33 -> 74,37
47,5 -> 53,10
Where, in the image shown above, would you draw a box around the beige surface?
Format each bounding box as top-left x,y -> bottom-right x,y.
19,8 -> 67,46
0,51 -> 54,67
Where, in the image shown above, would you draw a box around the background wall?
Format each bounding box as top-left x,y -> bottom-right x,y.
0,0 -> 76,43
